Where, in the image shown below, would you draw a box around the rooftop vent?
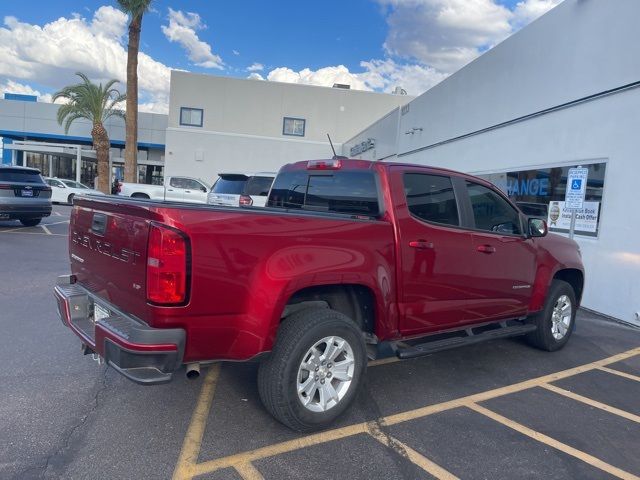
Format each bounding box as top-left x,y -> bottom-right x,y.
393,86 -> 408,95
332,83 -> 351,90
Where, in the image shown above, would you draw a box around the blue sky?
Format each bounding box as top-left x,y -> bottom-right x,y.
0,0 -> 562,112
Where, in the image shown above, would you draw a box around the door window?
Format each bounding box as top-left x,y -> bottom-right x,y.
466,182 -> 522,234
403,173 -> 459,226
169,177 -> 186,188
181,179 -> 204,191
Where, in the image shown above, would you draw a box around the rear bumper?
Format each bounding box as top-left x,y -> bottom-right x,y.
54,277 -> 185,385
0,202 -> 52,219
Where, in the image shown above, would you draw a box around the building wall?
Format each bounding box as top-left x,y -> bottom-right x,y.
0,98 -> 167,149
341,0 -> 640,324
165,71 -> 411,179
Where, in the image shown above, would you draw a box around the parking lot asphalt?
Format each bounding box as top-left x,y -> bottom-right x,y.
1,204 -> 640,480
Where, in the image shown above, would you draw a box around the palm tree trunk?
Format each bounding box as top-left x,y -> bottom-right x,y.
92,123 -> 111,194
123,13 -> 142,184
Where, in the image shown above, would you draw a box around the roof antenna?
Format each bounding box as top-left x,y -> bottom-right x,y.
327,133 -> 337,158
327,133 -> 347,159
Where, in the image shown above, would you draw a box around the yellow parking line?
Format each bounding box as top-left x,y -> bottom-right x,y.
541,383 -> 640,423
467,403 -> 640,480
367,421 -> 459,479
190,347 -> 640,477
172,364 -> 221,480
597,366 -> 640,383
235,462 -> 265,480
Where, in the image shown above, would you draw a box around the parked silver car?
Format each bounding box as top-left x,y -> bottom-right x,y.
0,166 -> 52,226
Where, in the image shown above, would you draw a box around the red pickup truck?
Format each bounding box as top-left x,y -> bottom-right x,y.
55,159 -> 584,431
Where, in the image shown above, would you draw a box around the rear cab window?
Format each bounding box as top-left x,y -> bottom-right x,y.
0,168 -> 45,184
211,175 -> 248,194
268,169 -> 380,217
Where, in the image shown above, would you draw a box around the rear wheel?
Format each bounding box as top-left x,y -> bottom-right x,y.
525,280 -> 576,351
19,218 -> 41,227
258,308 -> 367,432
132,193 -> 150,199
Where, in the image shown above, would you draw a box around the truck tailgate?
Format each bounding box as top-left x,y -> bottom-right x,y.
69,198 -> 153,322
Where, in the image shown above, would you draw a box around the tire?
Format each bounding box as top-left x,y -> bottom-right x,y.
258,308 -> 367,432
19,218 -> 41,227
67,193 -> 75,204
132,193 -> 150,199
525,280 -> 577,351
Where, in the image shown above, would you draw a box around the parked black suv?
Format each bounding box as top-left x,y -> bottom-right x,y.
0,166 -> 52,226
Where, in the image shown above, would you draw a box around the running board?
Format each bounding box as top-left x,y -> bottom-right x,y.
396,323 -> 537,359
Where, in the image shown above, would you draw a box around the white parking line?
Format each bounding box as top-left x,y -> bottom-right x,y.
41,225 -> 52,235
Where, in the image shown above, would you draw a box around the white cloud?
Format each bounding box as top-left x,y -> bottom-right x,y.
161,8 -> 223,69
247,72 -> 264,80
267,65 -> 372,90
247,62 -> 264,72
377,0 -> 562,73
0,78 -> 53,102
512,0 -> 563,27
265,60 -> 446,96
232,49 -> 240,56
262,0 -> 559,96
0,6 -> 171,113
378,0 -> 513,73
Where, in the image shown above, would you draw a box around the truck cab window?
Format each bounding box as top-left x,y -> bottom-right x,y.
403,173 -> 460,226
268,171 -> 380,216
466,181 -> 522,234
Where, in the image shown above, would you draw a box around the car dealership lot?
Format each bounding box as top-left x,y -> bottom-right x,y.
1,204 -> 639,480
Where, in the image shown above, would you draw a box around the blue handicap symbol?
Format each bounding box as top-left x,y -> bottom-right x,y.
571,179 -> 582,190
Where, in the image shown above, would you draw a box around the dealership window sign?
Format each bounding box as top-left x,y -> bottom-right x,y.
548,201 -> 599,234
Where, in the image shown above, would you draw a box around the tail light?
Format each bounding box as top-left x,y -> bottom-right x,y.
0,184 -> 13,189
146,223 -> 190,305
239,195 -> 253,206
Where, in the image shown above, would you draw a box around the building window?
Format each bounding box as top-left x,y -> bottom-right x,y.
479,162 -> 607,237
283,117 -> 305,137
180,107 -> 203,127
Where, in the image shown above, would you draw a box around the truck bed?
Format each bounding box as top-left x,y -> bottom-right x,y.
68,196 -> 396,362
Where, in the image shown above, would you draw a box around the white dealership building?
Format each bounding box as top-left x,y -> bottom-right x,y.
343,0 -> 640,325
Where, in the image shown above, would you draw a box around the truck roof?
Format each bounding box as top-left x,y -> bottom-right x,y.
281,158 -> 494,187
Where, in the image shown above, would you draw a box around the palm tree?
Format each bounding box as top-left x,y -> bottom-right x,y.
117,0 -> 153,184
53,73 -> 126,194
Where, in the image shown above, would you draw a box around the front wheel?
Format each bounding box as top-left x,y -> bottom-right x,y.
525,280 -> 577,351
258,308 -> 367,432
67,193 -> 75,204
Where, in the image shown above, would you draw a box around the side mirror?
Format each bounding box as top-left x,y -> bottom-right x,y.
528,218 -> 548,238
200,186 -> 207,192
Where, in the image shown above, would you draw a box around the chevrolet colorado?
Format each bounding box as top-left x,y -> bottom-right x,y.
54,158 -> 584,431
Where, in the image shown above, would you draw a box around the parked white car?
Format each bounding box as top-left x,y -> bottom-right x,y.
119,176 -> 211,203
45,178 -> 104,204
208,172 -> 276,207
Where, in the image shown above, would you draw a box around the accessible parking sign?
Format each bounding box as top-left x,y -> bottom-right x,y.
565,167 -> 589,210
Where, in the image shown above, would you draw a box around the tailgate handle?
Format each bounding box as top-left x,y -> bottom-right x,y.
91,213 -> 107,235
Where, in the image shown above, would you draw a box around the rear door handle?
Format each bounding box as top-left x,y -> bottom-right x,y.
477,244 -> 496,254
409,240 -> 434,249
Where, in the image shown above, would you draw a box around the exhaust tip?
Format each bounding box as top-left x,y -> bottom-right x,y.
186,363 -> 200,380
